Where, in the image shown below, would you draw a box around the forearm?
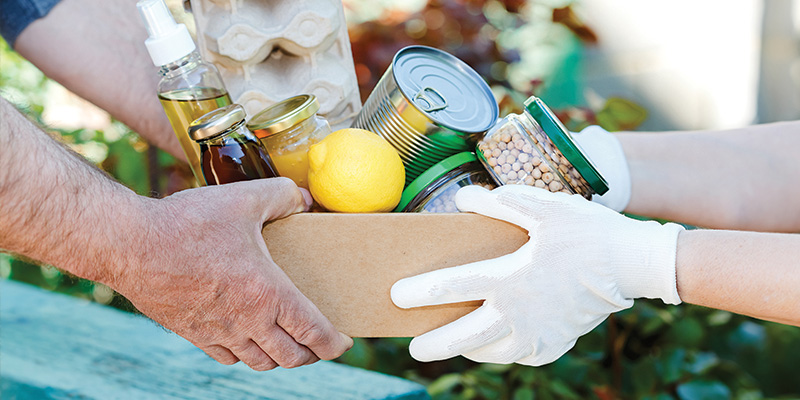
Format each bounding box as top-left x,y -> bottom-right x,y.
13,0 -> 184,161
676,229 -> 800,326
618,120 -> 800,232
0,98 -> 146,284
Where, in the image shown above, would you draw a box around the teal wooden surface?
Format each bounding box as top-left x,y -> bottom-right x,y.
0,279 -> 429,400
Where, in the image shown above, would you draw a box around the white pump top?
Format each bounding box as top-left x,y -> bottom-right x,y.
137,0 -> 196,66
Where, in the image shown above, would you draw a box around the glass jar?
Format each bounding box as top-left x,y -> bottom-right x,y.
395,152 -> 496,213
188,104 -> 279,185
247,95 -> 332,189
476,96 -> 608,199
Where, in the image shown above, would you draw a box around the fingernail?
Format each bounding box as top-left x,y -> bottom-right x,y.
340,332 -> 354,350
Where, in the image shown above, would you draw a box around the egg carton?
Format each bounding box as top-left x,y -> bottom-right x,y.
188,0 -> 362,129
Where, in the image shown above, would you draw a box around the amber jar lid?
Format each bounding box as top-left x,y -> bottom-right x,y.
188,104 -> 246,142
247,95 -> 320,138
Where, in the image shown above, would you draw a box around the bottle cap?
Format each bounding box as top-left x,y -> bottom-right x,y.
137,0 -> 196,66
395,152 -> 478,212
189,104 -> 246,142
247,95 -> 320,138
523,96 -> 609,195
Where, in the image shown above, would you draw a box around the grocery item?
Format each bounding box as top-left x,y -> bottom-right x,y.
247,95 -> 332,189
188,104 -> 279,185
351,45 -> 498,185
307,128 -> 405,213
477,96 -> 608,199
138,0 -> 232,186
395,152 -> 495,213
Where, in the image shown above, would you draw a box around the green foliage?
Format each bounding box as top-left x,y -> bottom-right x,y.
2,2 -> 799,399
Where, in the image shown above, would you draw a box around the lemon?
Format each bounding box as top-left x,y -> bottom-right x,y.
308,128 -> 405,213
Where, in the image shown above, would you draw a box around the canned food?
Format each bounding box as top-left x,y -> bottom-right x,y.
395,152 -> 496,213
352,45 -> 499,185
477,96 -> 608,199
247,95 -> 332,189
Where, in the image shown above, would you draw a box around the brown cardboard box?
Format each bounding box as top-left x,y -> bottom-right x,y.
262,212 -> 528,337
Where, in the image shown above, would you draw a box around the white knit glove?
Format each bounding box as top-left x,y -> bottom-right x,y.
572,125 -> 631,212
391,185 -> 683,366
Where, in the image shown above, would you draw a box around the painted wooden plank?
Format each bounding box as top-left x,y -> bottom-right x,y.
0,279 -> 429,400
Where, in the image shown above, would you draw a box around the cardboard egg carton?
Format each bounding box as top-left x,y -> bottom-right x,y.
188,0 -> 362,129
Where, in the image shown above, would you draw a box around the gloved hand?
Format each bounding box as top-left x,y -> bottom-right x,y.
391,185 -> 683,366
572,125 -> 631,212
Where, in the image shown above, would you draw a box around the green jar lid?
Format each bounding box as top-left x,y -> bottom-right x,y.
523,97 -> 609,195
395,151 -> 478,212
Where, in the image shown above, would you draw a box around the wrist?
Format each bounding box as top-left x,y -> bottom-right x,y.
79,190 -> 156,289
613,220 -> 684,304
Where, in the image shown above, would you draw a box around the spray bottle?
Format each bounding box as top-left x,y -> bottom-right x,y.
137,0 -> 232,186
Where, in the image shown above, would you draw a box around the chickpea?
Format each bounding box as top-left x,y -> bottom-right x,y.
534,180 -> 546,189
511,162 -> 521,172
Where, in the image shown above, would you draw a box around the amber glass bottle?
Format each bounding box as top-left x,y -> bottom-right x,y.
188,105 -> 278,185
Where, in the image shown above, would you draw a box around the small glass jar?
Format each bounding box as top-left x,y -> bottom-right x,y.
476,96 -> 608,199
395,152 -> 496,213
188,104 -> 279,185
247,95 -> 332,189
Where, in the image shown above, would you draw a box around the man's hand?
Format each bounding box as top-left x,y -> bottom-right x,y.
113,178 -> 353,370
391,185 -> 682,366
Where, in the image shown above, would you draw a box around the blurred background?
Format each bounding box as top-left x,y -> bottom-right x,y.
2,0 -> 800,399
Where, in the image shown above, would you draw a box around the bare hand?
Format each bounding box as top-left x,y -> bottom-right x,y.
113,178 -> 352,370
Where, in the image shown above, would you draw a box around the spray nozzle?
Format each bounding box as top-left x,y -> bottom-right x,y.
138,0 -> 179,39
136,0 -> 196,66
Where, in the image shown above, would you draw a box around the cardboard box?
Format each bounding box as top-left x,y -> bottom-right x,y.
262,213 -> 528,337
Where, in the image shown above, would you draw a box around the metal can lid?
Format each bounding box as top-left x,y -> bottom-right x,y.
188,104 -> 246,142
523,97 -> 609,195
247,94 -> 320,138
392,46 -> 498,135
395,151 -> 478,212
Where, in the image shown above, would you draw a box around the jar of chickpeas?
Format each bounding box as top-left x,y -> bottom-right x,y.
476,96 -> 608,199
395,152 -> 496,213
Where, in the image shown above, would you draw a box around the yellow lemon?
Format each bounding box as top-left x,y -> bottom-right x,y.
308,128 -> 405,213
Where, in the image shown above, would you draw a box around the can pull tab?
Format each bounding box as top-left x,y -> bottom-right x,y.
414,87 -> 448,113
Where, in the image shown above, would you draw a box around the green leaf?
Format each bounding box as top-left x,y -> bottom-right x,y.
513,387 -> 535,400
676,380 -> 731,400
427,373 -> 462,396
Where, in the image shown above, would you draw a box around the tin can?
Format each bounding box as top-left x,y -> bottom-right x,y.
352,45 -> 498,185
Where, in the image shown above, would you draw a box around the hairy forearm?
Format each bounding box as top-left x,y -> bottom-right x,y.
13,0 -> 184,161
619,121 -> 800,232
676,229 -> 800,326
0,99 -> 146,284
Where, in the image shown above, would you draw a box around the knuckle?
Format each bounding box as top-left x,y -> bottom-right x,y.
293,324 -> 327,348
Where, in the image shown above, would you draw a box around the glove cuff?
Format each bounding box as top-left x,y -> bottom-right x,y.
615,221 -> 684,305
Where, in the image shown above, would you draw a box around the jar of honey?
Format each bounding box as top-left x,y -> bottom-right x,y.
247,95 -> 332,189
188,104 -> 279,185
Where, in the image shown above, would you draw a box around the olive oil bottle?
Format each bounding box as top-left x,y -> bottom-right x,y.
158,88 -> 232,184
138,0 -> 232,185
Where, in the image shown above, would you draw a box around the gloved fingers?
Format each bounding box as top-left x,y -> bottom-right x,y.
515,337 -> 578,367
392,244 -> 531,309
572,125 -> 631,212
461,334 -> 534,364
408,305 -> 510,362
455,185 -> 576,232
